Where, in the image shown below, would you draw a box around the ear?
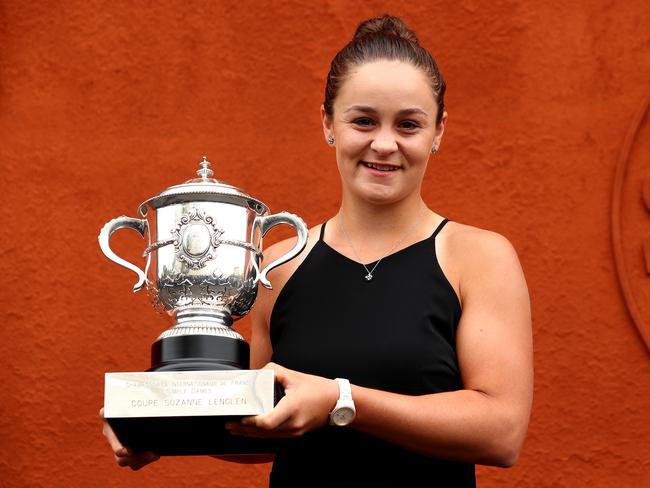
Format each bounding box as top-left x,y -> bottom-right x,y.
320,105 -> 333,143
433,111 -> 448,150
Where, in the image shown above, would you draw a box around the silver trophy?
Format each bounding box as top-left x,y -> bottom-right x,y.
99,157 -> 307,455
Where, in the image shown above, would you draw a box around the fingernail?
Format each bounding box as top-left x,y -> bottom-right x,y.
117,447 -> 129,456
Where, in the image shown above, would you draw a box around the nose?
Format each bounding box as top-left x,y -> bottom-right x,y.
370,129 -> 398,154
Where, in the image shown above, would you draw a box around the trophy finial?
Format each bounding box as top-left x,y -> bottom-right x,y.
197,156 -> 214,180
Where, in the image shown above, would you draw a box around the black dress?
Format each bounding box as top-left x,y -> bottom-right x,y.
268,219 -> 476,487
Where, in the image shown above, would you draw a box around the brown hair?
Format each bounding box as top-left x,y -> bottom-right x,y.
323,15 -> 446,125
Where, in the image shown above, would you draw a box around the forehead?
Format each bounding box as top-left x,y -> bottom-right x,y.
335,60 -> 437,112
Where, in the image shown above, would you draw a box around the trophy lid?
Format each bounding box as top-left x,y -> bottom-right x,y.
139,156 -> 268,216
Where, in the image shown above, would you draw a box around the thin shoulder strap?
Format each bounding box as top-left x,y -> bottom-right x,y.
432,218 -> 450,239
319,221 -> 327,241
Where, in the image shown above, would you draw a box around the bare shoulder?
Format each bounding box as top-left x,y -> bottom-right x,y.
445,221 -> 522,268
440,221 -> 526,301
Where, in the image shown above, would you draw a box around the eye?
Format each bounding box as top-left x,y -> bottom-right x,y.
399,120 -> 421,130
352,117 -> 375,127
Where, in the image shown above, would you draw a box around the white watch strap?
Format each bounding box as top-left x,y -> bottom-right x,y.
335,378 -> 352,402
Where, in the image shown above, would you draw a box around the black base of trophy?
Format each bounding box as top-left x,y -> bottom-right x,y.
107,411 -> 284,456
107,333 -> 284,456
150,333 -> 250,371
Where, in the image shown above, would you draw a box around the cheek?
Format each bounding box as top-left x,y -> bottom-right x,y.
338,131 -> 370,155
403,141 -> 433,164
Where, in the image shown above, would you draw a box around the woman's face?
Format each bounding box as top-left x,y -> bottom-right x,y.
322,60 -> 445,206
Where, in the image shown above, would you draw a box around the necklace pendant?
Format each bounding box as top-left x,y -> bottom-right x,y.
365,273 -> 373,281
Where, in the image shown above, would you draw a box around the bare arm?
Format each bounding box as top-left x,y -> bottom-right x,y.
228,229 -> 533,467
346,231 -> 533,465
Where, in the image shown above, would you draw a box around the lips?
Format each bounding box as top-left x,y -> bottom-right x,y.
361,161 -> 401,172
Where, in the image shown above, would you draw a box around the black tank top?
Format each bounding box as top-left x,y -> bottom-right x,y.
269,219 -> 475,487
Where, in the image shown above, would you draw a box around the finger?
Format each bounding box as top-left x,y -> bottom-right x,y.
114,445 -> 159,463
227,424 -> 284,438
225,424 -> 267,437
227,416 -> 297,438
129,452 -> 160,471
100,409 -> 133,457
263,362 -> 288,383
226,419 -> 272,437
115,453 -> 133,467
241,395 -> 293,430
262,361 -> 278,370
102,420 -> 128,455
115,450 -> 159,469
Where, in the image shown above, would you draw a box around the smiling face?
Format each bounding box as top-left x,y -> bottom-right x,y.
322,60 -> 446,206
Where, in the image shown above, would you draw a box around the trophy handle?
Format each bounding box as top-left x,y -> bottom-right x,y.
98,216 -> 149,292
256,211 -> 308,289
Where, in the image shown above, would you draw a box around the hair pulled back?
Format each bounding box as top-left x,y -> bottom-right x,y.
324,15 -> 446,125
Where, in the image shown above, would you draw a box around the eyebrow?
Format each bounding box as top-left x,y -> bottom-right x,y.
343,105 -> 430,118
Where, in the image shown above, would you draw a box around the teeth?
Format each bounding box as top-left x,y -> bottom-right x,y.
366,163 -> 397,171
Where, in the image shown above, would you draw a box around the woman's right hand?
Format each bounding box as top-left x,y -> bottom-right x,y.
100,408 -> 160,470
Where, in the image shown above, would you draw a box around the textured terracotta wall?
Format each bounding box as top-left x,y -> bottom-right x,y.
1,1 -> 648,486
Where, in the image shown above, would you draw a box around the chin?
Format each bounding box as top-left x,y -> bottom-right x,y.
359,188 -> 404,206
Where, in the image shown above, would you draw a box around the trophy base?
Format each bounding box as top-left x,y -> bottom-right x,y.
105,364 -> 284,455
107,415 -> 282,456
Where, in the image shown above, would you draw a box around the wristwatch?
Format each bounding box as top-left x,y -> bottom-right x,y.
329,378 -> 356,426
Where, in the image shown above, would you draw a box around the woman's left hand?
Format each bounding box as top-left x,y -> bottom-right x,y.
225,362 -> 339,438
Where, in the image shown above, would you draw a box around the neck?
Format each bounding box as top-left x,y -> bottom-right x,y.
331,194 -> 431,261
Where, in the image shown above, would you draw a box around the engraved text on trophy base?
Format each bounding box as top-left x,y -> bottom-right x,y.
104,370 -> 275,418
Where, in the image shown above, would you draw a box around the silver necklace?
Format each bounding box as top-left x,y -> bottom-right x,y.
339,208 -> 426,282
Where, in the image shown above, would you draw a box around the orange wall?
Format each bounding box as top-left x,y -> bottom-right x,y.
1,1 -> 649,486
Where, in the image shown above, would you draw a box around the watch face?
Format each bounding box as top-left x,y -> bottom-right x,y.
331,406 -> 355,426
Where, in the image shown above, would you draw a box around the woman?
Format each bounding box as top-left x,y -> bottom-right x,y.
103,15 -> 533,487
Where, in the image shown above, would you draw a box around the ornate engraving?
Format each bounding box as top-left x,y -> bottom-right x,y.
151,264 -> 261,312
146,282 -> 166,314
230,274 -> 258,317
173,208 -> 224,270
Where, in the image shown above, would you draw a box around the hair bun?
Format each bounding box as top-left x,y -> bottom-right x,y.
353,15 -> 419,44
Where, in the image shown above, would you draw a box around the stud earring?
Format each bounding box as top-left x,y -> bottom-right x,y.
327,135 -> 335,145
431,146 -> 438,153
